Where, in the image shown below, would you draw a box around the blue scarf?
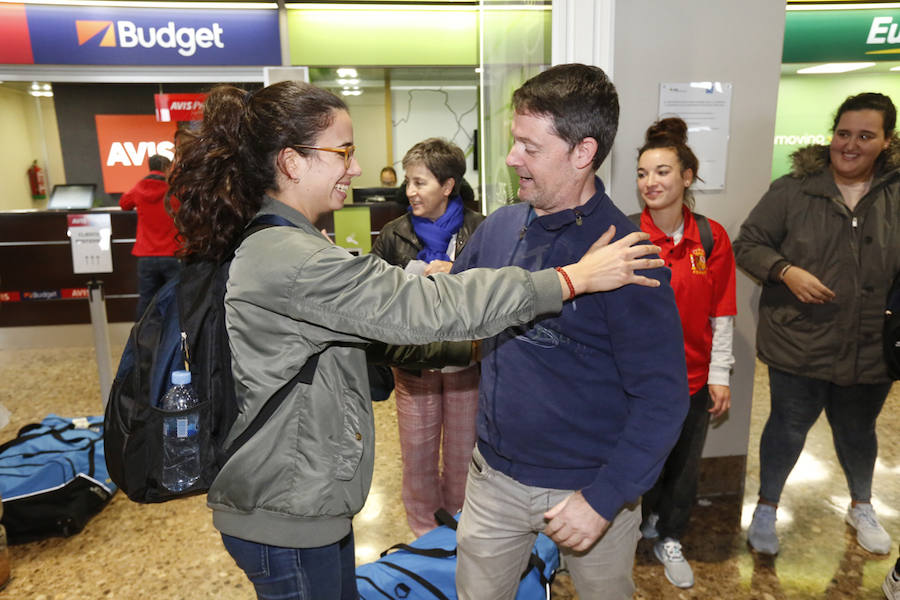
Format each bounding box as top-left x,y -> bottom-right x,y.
410,195 -> 465,262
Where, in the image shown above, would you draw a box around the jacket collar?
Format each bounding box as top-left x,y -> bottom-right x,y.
257,195 -> 320,235
789,138 -> 900,197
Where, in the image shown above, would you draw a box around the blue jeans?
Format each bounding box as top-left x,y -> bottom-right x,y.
135,256 -> 182,319
758,367 -> 891,504
642,386 -> 711,539
221,531 -> 357,600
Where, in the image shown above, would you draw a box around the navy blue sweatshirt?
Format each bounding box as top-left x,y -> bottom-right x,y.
452,178 -> 689,520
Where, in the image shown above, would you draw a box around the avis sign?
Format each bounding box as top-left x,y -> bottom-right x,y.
154,93 -> 206,122
95,115 -> 176,194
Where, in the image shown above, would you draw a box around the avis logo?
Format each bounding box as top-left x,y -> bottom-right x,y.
75,19 -> 224,57
107,141 -> 175,167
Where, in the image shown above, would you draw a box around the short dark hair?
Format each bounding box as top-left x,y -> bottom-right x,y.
512,63 -> 619,170
148,154 -> 171,172
833,92 -> 897,137
402,138 -> 467,196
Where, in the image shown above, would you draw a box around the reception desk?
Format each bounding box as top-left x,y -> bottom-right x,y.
0,202 -> 405,327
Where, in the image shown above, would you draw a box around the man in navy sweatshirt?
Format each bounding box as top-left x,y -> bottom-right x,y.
453,64 -> 690,599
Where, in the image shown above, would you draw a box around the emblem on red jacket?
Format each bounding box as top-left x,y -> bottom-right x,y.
690,247 -> 708,275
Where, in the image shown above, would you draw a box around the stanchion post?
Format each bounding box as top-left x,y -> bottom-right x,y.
87,278 -> 113,409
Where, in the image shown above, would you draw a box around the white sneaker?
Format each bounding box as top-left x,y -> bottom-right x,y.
640,513 -> 659,539
884,568 -> 900,600
845,503 -> 892,555
747,504 -> 779,555
653,538 -> 694,589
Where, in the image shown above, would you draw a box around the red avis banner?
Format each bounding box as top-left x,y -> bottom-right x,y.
95,114 -> 177,193
154,93 -> 205,122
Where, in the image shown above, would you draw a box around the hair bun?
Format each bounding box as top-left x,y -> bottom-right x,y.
645,117 -> 688,145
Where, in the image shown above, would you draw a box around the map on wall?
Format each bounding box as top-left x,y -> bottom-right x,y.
391,87 -> 479,194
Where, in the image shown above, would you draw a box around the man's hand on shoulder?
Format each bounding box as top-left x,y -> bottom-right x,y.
543,491 -> 610,552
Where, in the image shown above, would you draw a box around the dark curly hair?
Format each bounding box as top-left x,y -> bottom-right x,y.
169,82 -> 347,261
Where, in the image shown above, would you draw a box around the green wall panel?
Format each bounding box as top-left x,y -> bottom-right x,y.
287,7 -> 477,66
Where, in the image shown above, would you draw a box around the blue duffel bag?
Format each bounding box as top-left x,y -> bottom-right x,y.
356,509 -> 558,600
0,414 -> 117,544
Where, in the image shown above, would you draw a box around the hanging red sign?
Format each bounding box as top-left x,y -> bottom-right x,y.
154,93 -> 206,122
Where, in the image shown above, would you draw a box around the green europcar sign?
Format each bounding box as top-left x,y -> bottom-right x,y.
784,9 -> 900,62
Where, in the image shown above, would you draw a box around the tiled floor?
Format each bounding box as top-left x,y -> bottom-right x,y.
0,346 -> 896,599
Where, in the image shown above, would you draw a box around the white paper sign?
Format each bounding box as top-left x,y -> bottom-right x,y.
68,213 -> 113,274
658,82 -> 733,191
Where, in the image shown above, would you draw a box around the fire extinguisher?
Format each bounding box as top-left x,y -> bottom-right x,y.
27,160 -> 47,200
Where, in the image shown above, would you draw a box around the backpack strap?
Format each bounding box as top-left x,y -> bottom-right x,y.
693,213 -> 715,258
222,212 -> 320,459
628,212 -> 715,257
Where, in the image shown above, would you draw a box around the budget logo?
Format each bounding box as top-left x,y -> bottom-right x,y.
76,21 -> 117,47
74,19 -> 224,57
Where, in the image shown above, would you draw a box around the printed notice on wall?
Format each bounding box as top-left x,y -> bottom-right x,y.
68,213 -> 113,274
658,82 -> 733,191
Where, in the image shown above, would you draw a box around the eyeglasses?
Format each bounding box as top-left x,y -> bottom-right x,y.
293,144 -> 356,169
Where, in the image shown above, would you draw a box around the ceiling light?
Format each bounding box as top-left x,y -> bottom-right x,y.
336,68 -> 358,78
340,90 -> 362,96
796,62 -> 876,74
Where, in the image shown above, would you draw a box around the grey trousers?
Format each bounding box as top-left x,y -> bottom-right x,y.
456,445 -> 641,600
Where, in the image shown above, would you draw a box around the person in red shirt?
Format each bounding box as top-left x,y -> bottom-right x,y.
633,118 -> 737,589
119,154 -> 182,319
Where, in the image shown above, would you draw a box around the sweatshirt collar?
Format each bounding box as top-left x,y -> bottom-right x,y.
532,176 -> 606,231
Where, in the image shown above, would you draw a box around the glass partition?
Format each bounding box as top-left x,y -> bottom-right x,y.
478,1 -> 551,214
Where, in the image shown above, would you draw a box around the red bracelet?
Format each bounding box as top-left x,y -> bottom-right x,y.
555,267 -> 576,300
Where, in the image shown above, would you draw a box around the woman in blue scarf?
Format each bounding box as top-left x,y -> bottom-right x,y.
371,138 -> 485,536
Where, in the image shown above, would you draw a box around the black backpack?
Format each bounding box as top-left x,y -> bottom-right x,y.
104,214 -> 317,503
627,212 -> 714,258
885,270 -> 900,380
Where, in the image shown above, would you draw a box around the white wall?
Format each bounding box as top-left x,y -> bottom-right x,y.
0,86 -> 65,211
0,88 -> 42,210
391,86 -> 479,193
609,0 -> 785,458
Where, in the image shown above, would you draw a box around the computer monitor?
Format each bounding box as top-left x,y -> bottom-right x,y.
47,184 -> 96,210
352,187 -> 401,204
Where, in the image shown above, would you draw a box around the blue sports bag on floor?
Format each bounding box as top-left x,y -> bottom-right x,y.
0,414 -> 117,544
356,509 -> 558,600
